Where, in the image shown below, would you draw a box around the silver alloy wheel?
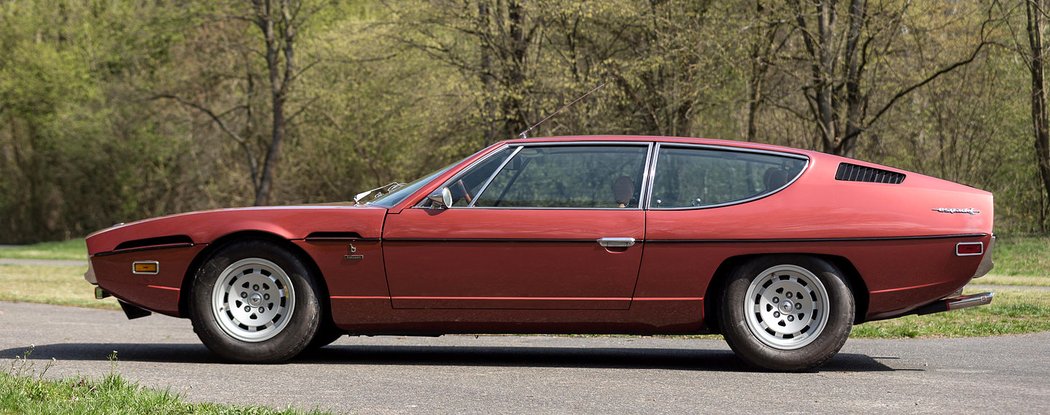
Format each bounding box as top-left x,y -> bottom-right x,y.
743,264 -> 831,350
211,258 -> 295,342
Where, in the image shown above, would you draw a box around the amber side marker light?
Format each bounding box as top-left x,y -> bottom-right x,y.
956,242 -> 984,256
132,261 -> 159,274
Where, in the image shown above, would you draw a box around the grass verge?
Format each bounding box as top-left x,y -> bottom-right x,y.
1,351 -> 321,415
0,264 -> 117,310
991,235 -> 1050,277
978,274 -> 1050,287
0,239 -> 87,261
851,288 -> 1050,338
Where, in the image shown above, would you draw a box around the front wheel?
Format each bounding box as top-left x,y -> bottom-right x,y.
188,240 -> 323,363
718,255 -> 854,371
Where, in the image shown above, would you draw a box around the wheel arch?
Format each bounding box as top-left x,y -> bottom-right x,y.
178,230 -> 332,320
703,253 -> 869,333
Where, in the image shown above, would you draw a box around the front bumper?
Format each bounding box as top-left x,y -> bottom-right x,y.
84,260 -> 97,284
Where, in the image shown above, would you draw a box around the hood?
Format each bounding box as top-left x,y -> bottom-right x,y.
86,205 -> 387,256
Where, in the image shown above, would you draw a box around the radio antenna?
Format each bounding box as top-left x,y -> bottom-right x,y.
518,81 -> 607,139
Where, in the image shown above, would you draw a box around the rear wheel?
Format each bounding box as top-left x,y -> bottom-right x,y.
719,255 -> 854,371
188,240 -> 322,363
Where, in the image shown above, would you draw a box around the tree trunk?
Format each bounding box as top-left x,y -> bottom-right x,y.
1027,0 -> 1050,231
838,0 -> 866,157
478,1 -> 498,143
503,0 -> 529,138
746,0 -> 778,142
252,0 -> 296,206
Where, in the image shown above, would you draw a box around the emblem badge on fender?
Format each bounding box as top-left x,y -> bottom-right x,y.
344,243 -> 364,261
932,207 -> 980,215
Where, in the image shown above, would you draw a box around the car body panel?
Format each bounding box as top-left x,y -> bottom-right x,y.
87,206 -> 388,318
85,135 -> 994,335
382,208 -> 644,310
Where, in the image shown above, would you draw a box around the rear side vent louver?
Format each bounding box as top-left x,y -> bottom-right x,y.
835,163 -> 905,184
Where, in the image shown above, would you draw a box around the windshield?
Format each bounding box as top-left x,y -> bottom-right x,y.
368,155 -> 472,208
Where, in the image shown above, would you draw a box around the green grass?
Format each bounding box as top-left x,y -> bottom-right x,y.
0,264 -> 117,310
1,352 -> 322,415
0,239 -> 87,261
990,235 -> 1050,277
978,274 -> 1050,287
851,288 -> 1050,338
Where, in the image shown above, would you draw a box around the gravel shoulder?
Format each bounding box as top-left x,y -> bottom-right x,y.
1,301 -> 1047,414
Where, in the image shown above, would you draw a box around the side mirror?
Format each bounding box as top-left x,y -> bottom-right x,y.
427,187 -> 453,209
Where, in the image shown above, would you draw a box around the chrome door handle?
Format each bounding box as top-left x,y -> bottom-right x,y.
597,237 -> 636,248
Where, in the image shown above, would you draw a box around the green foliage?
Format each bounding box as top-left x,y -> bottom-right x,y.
0,0 -> 1046,241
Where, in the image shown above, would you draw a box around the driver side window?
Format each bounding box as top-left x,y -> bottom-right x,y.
473,145 -> 648,208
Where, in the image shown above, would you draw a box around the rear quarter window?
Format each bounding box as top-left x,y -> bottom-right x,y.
650,146 -> 807,209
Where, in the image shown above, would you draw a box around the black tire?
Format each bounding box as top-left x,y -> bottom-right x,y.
718,255 -> 854,371
305,322 -> 345,350
188,240 -> 322,363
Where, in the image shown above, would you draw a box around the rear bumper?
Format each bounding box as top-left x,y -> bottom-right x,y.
972,235 -> 995,279
911,292 -> 995,316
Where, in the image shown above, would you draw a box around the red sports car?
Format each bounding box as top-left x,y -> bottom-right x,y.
85,135 -> 995,371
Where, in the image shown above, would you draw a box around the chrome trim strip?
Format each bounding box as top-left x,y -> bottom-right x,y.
450,206 -> 646,211
955,241 -> 984,257
512,140 -> 654,148
385,238 -> 604,243
597,237 -> 636,248
655,142 -> 809,159
638,142 -> 655,210
646,233 -> 988,243
468,146 -> 523,207
646,142 -> 811,211
384,234 -> 987,244
643,143 -> 662,210
131,260 -> 160,275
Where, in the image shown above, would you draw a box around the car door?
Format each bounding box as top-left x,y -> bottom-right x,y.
382,142 -> 652,310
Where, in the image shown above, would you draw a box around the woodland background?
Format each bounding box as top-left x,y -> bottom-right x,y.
2,0 -> 1050,243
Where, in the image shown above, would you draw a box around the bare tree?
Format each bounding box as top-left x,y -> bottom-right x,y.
1026,0 -> 1050,229
156,0 -> 316,206
787,0 -> 994,156
401,0 -> 539,141
745,0 -> 789,142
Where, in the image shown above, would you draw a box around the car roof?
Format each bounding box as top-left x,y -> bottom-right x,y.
502,135 -> 817,157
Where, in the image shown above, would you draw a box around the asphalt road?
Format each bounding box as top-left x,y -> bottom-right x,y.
0,301 -> 1046,414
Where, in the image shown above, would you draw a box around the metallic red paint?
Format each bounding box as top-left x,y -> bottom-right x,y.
85,135 -> 994,335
